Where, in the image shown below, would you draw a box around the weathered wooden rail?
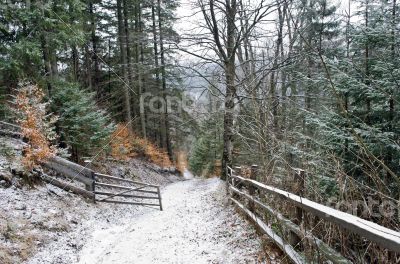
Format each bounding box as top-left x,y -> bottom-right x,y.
0,120 -> 23,138
94,172 -> 163,210
227,166 -> 400,263
43,157 -> 163,210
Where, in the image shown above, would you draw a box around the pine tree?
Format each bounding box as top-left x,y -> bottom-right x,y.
189,105 -> 223,176
50,81 -> 115,161
313,0 -> 400,196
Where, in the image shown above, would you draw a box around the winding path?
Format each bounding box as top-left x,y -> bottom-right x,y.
77,178 -> 264,264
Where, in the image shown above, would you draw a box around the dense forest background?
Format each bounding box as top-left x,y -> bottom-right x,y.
1,0 -> 190,162
1,0 -> 399,261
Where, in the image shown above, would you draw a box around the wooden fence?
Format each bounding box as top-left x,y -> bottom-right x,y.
0,120 -> 23,138
43,157 -> 162,210
94,172 -> 163,210
227,165 -> 400,264
43,156 -> 96,199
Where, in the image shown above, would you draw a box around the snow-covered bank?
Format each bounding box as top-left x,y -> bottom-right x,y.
0,150 -> 180,264
1,183 -> 150,264
183,169 -> 194,179
78,178 -> 268,264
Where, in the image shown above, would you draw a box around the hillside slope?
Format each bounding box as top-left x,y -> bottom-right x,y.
0,135 -> 180,264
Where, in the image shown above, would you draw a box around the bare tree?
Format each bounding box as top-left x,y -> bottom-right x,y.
188,0 -> 277,179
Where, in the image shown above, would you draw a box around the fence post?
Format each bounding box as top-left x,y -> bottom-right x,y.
157,186 -> 163,211
230,166 -> 241,200
290,168 -> 305,249
90,171 -> 96,203
84,159 -> 96,202
234,166 -> 242,187
249,165 -> 258,213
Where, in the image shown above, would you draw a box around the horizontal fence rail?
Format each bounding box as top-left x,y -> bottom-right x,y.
229,185 -> 351,264
231,197 -> 305,264
0,121 -> 23,138
93,172 -> 163,211
42,156 -> 96,199
41,156 -> 162,210
41,173 -> 95,199
93,172 -> 159,187
227,166 -> 400,263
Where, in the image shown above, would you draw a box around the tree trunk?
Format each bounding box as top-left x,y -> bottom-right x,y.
40,33 -> 54,95
117,0 -> 133,130
41,34 -> 52,79
84,45 -> 92,90
221,59 -> 236,180
221,0 -> 237,180
71,46 -> 79,81
89,1 -> 100,97
157,0 -> 172,158
69,4 -> 79,83
136,1 -> 147,139
151,3 -> 163,148
365,0 -> 371,124
123,0 -> 138,125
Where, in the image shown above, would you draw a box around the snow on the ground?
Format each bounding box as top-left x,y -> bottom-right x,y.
0,144 -> 180,264
1,136 -> 273,264
8,183 -> 154,264
183,169 -> 194,179
78,178 -> 265,264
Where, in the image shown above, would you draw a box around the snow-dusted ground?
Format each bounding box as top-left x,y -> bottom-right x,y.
78,178 -> 264,264
0,144 -> 181,264
1,136 -> 273,263
183,169 -> 194,179
1,136 -> 273,264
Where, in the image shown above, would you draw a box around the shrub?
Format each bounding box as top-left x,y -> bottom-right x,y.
14,83 -> 57,169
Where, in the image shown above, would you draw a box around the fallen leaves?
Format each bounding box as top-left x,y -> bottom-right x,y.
110,124 -> 171,167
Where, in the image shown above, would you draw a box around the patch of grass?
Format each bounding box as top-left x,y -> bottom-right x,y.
0,217 -> 39,263
0,244 -> 13,264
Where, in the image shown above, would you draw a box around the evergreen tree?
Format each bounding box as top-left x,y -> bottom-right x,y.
312,0 -> 400,197
189,103 -> 223,176
50,81 -> 115,160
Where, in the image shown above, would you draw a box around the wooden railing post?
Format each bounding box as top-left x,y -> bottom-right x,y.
233,166 -> 242,187
90,171 -> 96,202
290,168 -> 305,249
249,165 -> 258,212
83,160 -> 92,190
84,159 -> 96,202
157,186 -> 163,211
231,166 -> 242,200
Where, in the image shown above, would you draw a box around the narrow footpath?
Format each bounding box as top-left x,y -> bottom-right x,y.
78,178 -> 267,264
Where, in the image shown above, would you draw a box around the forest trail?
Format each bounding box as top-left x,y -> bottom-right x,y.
77,178 -> 264,264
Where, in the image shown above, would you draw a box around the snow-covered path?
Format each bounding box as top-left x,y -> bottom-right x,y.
77,178 -> 263,264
